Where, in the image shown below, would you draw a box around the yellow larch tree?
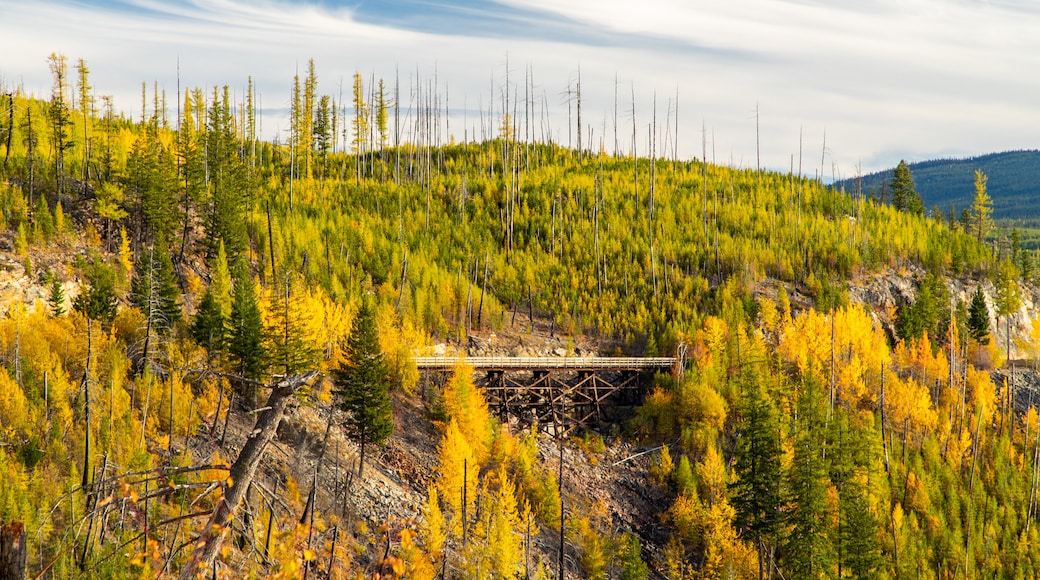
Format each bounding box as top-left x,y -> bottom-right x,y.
436,418 -> 477,535
441,360 -> 493,463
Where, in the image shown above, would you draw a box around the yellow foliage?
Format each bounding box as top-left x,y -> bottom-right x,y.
435,418 -> 477,534
377,303 -> 425,395
884,371 -> 937,445
441,361 -> 493,463
487,466 -> 524,578
758,296 -> 779,334
698,499 -> 757,580
0,369 -> 29,439
904,471 -> 931,516
398,526 -> 437,580
421,486 -> 447,557
779,305 -> 891,407
652,445 -> 675,484
1017,313 -> 1040,369
696,445 -> 728,506
778,307 -> 832,377
695,316 -> 728,369
679,377 -> 728,438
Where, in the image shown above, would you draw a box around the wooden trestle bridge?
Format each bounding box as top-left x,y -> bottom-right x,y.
414,357 -> 677,435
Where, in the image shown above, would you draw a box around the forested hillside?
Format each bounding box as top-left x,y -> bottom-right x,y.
2,55 -> 1040,578
840,150 -> 1040,221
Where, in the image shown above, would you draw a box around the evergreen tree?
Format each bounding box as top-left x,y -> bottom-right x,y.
333,299 -> 393,478
314,95 -> 332,180
783,375 -> 835,578
47,53 -> 72,196
204,87 -> 249,259
895,271 -> 950,344
73,256 -> 118,328
226,261 -> 266,405
209,239 -> 232,318
191,288 -> 226,357
968,287 -> 990,345
127,123 -> 178,246
730,371 -> 782,579
828,411 -> 882,577
47,271 -> 65,316
130,240 -> 181,330
177,88 -> 205,260
891,160 -> 923,216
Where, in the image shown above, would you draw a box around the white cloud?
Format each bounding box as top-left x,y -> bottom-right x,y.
2,0 -> 1040,174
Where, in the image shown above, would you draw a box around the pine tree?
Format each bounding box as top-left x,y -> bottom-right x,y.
333,300 -> 393,478
891,160 -> 923,216
968,287 -> 990,345
47,53 -> 72,196
177,87 -> 205,260
828,410 -> 882,577
730,371 -> 782,580
192,288 -> 226,357
783,375 -> 835,578
204,87 -> 249,259
47,272 -> 66,316
210,239 -> 232,318
128,122 -> 178,246
226,261 -> 266,404
73,256 -> 118,328
314,95 -> 332,181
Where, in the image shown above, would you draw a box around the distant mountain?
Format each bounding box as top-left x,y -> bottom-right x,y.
836,150 -> 1040,220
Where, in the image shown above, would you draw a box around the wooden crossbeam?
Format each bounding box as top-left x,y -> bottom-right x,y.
461,365 -> 655,435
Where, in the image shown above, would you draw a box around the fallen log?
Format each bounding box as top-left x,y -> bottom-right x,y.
178,371 -> 320,580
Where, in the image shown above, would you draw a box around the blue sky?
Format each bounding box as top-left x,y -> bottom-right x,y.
3,0 -> 1040,176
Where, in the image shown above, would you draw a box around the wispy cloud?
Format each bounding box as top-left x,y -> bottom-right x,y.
3,0 -> 1040,174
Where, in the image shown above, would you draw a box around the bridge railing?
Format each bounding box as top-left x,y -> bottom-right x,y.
413,356 -> 677,371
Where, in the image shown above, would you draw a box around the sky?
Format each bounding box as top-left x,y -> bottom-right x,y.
2,0 -> 1039,177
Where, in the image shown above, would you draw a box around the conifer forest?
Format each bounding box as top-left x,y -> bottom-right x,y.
3,53 -> 1040,579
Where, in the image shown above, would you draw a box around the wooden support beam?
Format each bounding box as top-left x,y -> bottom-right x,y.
460,365 -> 654,433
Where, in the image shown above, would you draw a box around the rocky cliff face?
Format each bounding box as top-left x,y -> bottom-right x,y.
0,234 -> 79,316
847,266 -> 1040,362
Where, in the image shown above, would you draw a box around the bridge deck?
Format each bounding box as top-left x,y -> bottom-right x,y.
413,356 -> 676,371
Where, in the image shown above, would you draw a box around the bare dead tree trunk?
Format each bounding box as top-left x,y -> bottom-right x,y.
477,253 -> 489,329
0,522 -> 26,580
178,371 -> 320,580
